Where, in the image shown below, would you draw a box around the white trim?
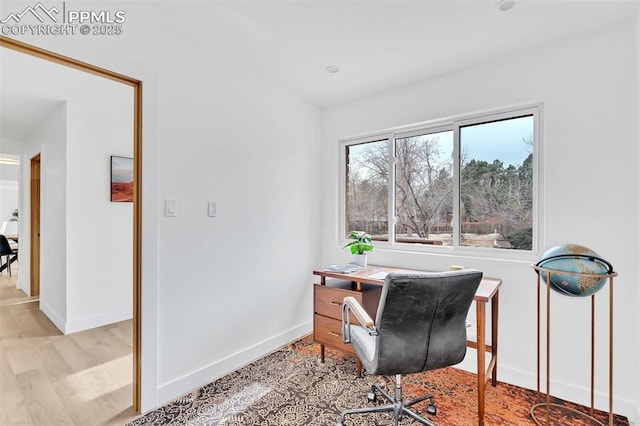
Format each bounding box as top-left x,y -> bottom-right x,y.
338,133 -> 392,246
460,361 -> 639,424
0,180 -> 19,189
39,297 -> 65,333
393,123 -> 453,140
157,321 -> 312,406
533,104 -> 545,257
453,123 -> 461,248
387,136 -> 395,244
339,101 -> 543,143
64,309 -> 133,335
338,102 -> 543,261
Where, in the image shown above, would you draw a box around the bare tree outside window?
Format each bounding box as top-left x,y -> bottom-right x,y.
345,140 -> 389,241
394,131 -> 453,245
342,107 -> 538,252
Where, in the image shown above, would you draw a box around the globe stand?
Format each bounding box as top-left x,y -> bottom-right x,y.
531,265 -> 617,426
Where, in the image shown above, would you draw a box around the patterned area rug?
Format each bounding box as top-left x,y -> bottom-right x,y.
128,338 -> 628,425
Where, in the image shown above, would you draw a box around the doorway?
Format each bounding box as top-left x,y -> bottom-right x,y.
0,36 -> 143,411
30,153 -> 40,297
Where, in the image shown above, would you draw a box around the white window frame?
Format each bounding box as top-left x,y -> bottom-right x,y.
339,102 -> 544,260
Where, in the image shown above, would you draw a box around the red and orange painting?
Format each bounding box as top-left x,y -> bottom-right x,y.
111,156 -> 134,202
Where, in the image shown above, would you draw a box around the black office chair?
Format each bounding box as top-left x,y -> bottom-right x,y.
0,235 -> 18,276
337,269 -> 483,426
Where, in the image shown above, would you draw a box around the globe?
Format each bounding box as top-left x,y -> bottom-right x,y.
535,244 -> 613,297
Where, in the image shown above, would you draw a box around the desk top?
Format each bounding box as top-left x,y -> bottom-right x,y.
314,265 -> 501,302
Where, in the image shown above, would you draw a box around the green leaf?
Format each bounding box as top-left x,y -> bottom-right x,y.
344,230 -> 374,254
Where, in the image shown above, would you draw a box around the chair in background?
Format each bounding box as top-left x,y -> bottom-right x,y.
0,221 -> 18,240
337,269 -> 483,426
0,235 -> 18,276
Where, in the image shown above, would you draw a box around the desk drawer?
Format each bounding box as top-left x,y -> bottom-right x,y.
314,284 -> 361,320
313,314 -> 356,354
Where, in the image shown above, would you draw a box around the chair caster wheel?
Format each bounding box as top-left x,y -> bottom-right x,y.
427,404 -> 437,415
367,385 -> 377,403
336,422 -> 344,426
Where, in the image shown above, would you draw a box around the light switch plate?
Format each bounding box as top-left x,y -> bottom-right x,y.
208,201 -> 217,217
165,199 -> 177,217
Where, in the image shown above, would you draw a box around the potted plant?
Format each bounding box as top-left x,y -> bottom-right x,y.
344,230 -> 373,267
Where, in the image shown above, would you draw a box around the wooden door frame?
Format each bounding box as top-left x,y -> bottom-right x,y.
30,154 -> 40,297
0,36 -> 143,411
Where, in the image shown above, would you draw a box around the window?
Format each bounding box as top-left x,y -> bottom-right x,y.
394,130 -> 453,245
345,138 -> 390,242
342,105 -> 540,254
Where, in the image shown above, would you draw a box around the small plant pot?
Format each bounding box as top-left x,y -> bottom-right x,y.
354,254 -> 368,267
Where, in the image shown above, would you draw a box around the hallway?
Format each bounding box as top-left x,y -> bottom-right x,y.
0,266 -> 138,425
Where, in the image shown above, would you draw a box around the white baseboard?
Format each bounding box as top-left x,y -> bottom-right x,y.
39,298 -> 64,334
629,404 -> 640,425
157,321 -> 313,406
16,277 -> 25,295
64,309 -> 133,334
456,355 -> 639,424
39,299 -> 65,333
38,300 -> 132,335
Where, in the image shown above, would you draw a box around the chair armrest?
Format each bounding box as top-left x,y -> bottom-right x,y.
341,296 -> 378,344
343,296 -> 374,327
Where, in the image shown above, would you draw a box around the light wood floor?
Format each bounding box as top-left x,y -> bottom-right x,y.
0,265 -> 140,425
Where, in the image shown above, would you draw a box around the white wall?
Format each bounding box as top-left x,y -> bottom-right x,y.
22,104 -> 67,324
636,4 -> 640,422
0,179 -> 18,223
151,31 -> 322,403
64,77 -> 133,333
0,144 -> 21,224
7,10 -> 323,409
322,22 -> 639,421
0,137 -> 24,154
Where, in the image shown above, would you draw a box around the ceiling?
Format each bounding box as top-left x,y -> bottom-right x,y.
0,93 -> 62,142
0,0 -> 637,141
125,0 -> 639,106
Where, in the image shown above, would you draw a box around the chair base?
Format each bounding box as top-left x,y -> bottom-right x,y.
337,375 -> 438,426
0,253 -> 17,276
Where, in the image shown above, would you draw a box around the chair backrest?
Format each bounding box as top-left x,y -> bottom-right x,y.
0,235 -> 13,256
372,269 -> 483,376
2,221 -> 18,236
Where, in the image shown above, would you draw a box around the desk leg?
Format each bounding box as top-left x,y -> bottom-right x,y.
319,275 -> 326,364
477,301 -> 486,426
491,290 -> 499,386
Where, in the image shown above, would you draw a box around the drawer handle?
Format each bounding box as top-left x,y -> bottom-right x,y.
329,331 -> 341,337
329,301 -> 341,306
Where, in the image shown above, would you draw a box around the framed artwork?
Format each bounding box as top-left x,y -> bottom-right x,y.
110,156 -> 134,202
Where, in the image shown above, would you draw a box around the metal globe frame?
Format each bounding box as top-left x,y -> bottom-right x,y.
531,264 -> 617,426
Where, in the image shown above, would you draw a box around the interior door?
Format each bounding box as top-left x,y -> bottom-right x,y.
30,154 -> 40,297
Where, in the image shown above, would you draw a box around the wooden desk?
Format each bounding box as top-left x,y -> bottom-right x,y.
313,265 -> 501,426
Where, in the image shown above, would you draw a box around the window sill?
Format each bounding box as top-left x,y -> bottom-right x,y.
348,240 -> 540,264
